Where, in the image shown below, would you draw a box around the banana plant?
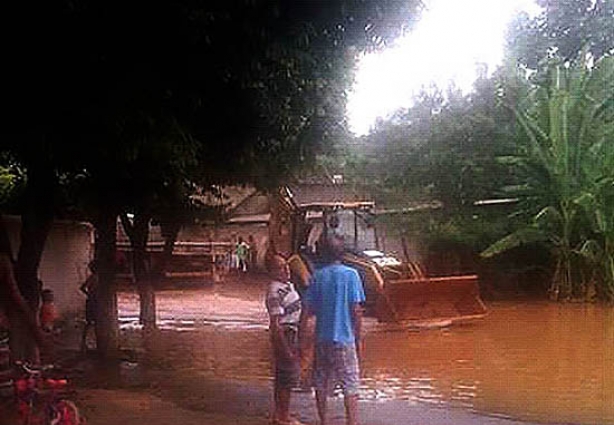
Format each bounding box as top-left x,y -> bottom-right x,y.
576,181 -> 614,301
482,54 -> 614,301
576,96 -> 614,300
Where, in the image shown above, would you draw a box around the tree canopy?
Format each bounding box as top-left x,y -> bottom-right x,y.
507,0 -> 614,68
0,0 -> 424,357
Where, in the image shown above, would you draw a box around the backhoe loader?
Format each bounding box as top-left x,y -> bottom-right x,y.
269,189 -> 487,326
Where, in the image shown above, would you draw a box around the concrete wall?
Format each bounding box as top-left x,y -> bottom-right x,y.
4,215 -> 93,316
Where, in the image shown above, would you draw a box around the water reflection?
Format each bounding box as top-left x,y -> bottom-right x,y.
361,301 -> 614,424
118,292 -> 614,425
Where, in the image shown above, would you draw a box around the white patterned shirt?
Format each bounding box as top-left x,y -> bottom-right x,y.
266,280 -> 302,327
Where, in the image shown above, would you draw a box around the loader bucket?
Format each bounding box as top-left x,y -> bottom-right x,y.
341,255 -> 385,315
376,275 -> 487,325
288,253 -> 487,326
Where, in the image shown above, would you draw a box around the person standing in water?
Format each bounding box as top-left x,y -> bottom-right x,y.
300,234 -> 365,425
265,253 -> 305,425
236,236 -> 250,273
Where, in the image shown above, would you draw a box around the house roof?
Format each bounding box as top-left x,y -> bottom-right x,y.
224,182 -> 373,224
227,182 -> 373,219
230,191 -> 270,216
227,213 -> 271,224
288,183 -> 372,207
190,186 -> 257,212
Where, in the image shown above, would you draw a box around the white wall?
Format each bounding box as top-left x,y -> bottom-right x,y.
4,215 -> 94,316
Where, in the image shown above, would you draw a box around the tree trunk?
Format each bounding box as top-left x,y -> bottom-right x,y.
134,214 -> 156,331
157,220 -> 180,278
268,190 -> 293,257
120,213 -> 156,331
11,214 -> 52,364
10,166 -> 55,363
94,210 -> 119,358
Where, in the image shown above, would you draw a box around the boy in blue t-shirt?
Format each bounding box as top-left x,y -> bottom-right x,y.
301,234 -> 365,425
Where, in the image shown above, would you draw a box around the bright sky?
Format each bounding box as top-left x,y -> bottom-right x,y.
347,0 -> 541,135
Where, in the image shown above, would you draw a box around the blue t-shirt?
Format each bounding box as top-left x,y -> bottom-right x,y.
304,263 -> 366,344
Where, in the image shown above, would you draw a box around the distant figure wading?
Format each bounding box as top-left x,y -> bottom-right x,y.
236,236 -> 250,273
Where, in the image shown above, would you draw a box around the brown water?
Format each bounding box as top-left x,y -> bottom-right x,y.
118,290 -> 614,424
362,302 -> 614,424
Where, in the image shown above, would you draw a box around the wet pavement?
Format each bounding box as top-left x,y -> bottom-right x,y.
75,368 -> 569,425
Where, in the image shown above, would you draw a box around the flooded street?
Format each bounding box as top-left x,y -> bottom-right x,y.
362,302 -> 614,424
117,282 -> 614,425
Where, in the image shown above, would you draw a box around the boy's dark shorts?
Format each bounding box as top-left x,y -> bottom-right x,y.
274,326 -> 300,389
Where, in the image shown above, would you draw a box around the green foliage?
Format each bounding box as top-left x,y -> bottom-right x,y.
420,207 -> 523,252
507,0 -> 614,69
480,225 -> 548,258
0,154 -> 26,212
0,168 -> 11,196
482,55 -> 614,301
0,166 -> 18,207
413,82 -> 514,210
340,73 -> 519,214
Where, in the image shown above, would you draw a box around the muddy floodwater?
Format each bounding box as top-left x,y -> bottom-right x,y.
117,285 -> 614,425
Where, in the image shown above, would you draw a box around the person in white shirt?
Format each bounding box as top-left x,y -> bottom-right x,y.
265,254 -> 304,425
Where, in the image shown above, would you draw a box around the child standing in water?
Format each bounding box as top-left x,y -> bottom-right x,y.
39,288 -> 58,333
265,253 -> 305,425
